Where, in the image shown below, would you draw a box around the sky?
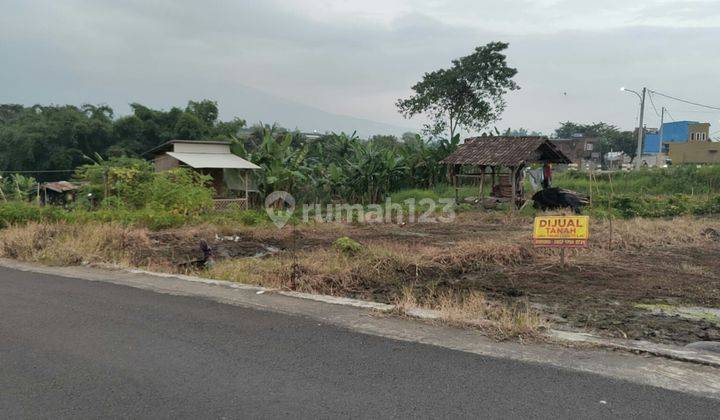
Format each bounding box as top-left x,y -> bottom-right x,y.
2,0 -> 720,137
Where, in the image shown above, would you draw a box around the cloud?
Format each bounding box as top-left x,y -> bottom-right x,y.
2,0 -> 719,135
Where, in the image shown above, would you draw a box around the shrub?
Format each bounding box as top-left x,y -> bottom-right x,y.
145,168 -> 214,214
0,202 -> 65,228
333,236 -> 362,255
236,209 -> 270,226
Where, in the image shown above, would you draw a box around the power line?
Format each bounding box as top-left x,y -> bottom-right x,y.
649,89 -> 720,111
668,109 -> 720,114
0,169 -> 76,174
647,92 -> 662,119
664,108 -> 676,122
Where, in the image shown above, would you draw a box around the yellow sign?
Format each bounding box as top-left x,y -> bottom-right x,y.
533,215 -> 589,248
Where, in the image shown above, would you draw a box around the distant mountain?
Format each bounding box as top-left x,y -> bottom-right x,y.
211,84 -> 418,138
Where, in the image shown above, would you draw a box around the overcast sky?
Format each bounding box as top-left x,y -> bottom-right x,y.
3,0 -> 720,136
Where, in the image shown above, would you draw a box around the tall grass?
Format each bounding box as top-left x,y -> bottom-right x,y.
554,164 -> 720,195
0,201 -> 272,230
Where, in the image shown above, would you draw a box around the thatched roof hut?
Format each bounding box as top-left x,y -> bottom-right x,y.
442,136 -> 571,205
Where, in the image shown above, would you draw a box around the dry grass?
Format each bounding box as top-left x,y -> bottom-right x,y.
679,262 -> 711,276
590,216 -> 720,250
0,222 -> 152,266
395,287 -> 547,340
203,236 -> 534,299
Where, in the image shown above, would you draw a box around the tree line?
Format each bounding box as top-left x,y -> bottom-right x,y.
0,41 -> 635,205
0,100 -> 245,181
0,100 -> 637,205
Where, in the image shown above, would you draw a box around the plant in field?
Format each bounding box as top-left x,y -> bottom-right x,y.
344,141 -> 407,203
3,174 -> 37,201
333,237 -> 362,255
146,168 -> 214,214
232,127 -> 310,197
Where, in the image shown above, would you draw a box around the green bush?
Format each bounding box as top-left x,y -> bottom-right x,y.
333,236 -> 362,255
145,168 -> 214,214
0,202 -> 66,228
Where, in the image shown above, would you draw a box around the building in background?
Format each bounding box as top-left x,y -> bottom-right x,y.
669,142 -> 720,164
604,151 -> 631,171
550,135 -> 600,170
641,121 -> 711,166
148,140 -> 261,209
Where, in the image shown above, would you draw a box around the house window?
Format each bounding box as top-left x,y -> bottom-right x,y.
691,133 -> 695,141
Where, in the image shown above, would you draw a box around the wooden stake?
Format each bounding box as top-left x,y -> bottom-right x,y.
510,166 -> 516,211
479,166 -> 485,202
244,170 -> 250,210
560,248 -> 566,267
608,172 -> 614,250
587,169 -> 593,208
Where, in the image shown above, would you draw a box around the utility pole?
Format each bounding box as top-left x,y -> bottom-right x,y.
658,107 -> 665,162
634,87 -> 647,170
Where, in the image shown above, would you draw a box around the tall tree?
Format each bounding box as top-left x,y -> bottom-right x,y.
396,42 -> 519,139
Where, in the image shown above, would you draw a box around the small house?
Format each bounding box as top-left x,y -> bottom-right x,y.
40,181 -> 81,206
550,136 -> 600,169
148,140 -> 261,209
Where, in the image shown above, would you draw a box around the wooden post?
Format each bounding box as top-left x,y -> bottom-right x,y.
453,165 -> 459,203
587,168 -> 592,209
510,166 -> 516,210
608,172 -> 614,250
104,167 -> 109,200
560,248 -> 566,267
244,170 -> 250,210
479,165 -> 485,201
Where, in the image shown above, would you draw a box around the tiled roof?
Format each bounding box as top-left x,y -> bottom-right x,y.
441,136 -> 571,166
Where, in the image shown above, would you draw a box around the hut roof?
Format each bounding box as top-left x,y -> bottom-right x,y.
41,181 -> 80,193
441,136 -> 571,166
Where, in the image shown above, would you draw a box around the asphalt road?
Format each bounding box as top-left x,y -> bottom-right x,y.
1,267 -> 719,419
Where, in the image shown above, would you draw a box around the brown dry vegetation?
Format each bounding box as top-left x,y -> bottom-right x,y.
1,213 -> 719,344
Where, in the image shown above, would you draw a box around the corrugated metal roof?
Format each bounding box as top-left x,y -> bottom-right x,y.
41,181 -> 80,193
441,136 -> 571,166
167,152 -> 261,170
145,139 -> 234,156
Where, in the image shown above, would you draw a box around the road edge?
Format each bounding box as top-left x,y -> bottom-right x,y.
2,258 -> 720,400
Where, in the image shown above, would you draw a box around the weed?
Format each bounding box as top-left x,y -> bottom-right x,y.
333,236 -> 362,254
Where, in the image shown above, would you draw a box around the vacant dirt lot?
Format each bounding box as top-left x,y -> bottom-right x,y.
2,212 -> 719,344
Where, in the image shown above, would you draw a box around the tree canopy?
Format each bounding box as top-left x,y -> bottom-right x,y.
555,121 -> 636,158
396,42 -> 519,139
0,100 -> 245,180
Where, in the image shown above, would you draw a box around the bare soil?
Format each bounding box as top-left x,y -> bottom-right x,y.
130,214 -> 720,345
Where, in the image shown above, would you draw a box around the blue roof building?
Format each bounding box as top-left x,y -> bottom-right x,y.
643,121 -> 711,154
